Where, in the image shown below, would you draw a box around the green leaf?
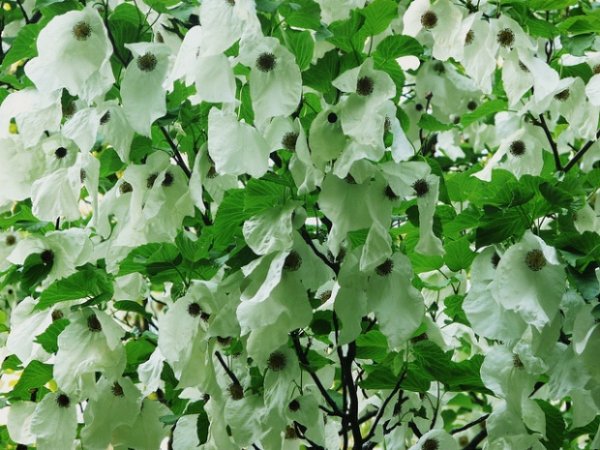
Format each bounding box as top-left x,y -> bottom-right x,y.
418,114 -> 453,132
176,231 -> 212,263
373,54 -> 405,95
539,182 -> 573,209
36,267 -> 113,310
443,294 -> 469,326
523,16 -> 559,38
412,341 -> 488,393
535,400 -> 566,450
284,29 -> 314,71
360,365 -> 397,389
21,253 -> 53,293
360,0 -> 397,36
1,23 -> 41,69
528,0 -> 578,9
279,0 -> 322,30
475,206 -> 530,247
119,243 -> 180,276
108,3 -> 152,63
373,34 -> 423,61
34,319 -> 69,353
355,330 -> 389,361
327,11 -> 365,54
460,100 -> 507,127
113,300 -> 151,318
212,190 -> 250,251
244,179 -> 289,216
444,238 -> 475,272
10,361 -> 53,400
558,11 -> 600,35
303,50 -> 340,94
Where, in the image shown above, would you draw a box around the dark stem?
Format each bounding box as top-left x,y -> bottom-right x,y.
563,129 -> 600,172
214,351 -> 241,386
16,0 -> 30,24
462,429 -> 487,450
451,414 -> 489,434
536,114 -> 562,171
291,332 -> 344,417
159,126 -> 192,178
55,217 -> 60,230
300,227 -> 339,274
340,341 -> 362,449
103,1 -> 129,67
363,366 -> 407,442
408,421 -> 422,439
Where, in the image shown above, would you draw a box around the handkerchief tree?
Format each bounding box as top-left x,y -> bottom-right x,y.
0,0 -> 599,449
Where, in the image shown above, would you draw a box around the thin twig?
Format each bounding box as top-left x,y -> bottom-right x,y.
16,0 -> 30,23
291,332 -> 344,417
564,129 -> 600,172
536,114 -> 562,171
363,365 -> 408,442
462,429 -> 487,450
159,126 -> 192,178
299,227 -> 339,274
451,414 -> 490,435
214,351 -> 240,385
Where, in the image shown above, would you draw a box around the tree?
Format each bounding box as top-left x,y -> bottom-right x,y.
0,0 -> 599,448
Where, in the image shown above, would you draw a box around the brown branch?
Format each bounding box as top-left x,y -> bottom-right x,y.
564,129 -> 600,172
451,414 -> 489,435
214,351 -> 240,386
291,332 -> 344,417
462,429 -> 487,450
363,366 -> 408,442
159,126 -> 192,178
536,114 -> 562,171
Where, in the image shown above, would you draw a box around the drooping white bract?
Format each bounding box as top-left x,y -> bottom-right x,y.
80,376 -> 143,449
189,143 -> 239,214
114,151 -> 194,247
403,0 -> 469,63
111,398 -> 171,449
7,401 -> 36,447
157,281 -> 219,393
199,0 -> 262,54
490,231 -> 565,330
0,88 -> 62,147
308,107 -> 348,170
97,101 -> 135,162
481,344 -> 547,438
207,107 -> 271,178
239,36 -> 302,123
53,309 -> 126,394
237,233 -> 332,360
365,252 -> 425,349
473,124 -> 544,181
7,228 -> 93,286
168,26 -> 237,104
121,42 -> 172,136
30,391 -> 79,450
0,136 -> 45,208
265,116 -> 324,194
6,297 -> 54,365
242,201 -> 296,256
463,247 -> 527,342
25,5 -> 114,104
333,58 -> 396,149
319,171 -> 392,257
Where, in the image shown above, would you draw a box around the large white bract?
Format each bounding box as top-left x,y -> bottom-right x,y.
0,0 -> 599,449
